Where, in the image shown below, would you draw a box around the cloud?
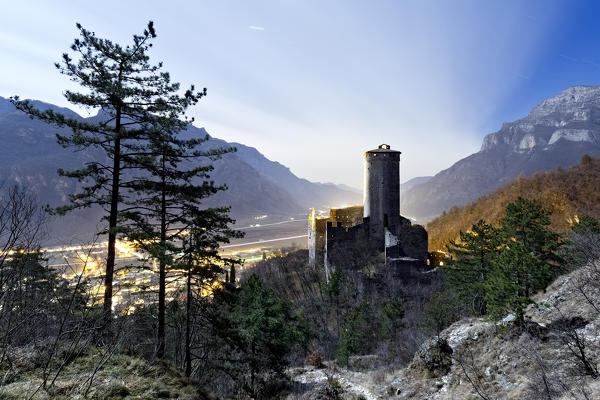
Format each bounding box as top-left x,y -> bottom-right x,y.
249,25 -> 265,31
559,53 -> 578,62
512,71 -> 530,80
582,59 -> 600,69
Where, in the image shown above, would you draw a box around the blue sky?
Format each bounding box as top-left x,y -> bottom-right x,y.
1,1 -> 600,189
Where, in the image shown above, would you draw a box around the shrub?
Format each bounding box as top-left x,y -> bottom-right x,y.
337,302 -> 368,366
305,350 -> 325,368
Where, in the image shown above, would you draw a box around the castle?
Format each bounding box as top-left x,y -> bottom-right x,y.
308,144 -> 428,278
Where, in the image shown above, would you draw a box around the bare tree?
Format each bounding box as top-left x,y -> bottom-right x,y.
0,185 -> 46,363
453,346 -> 494,400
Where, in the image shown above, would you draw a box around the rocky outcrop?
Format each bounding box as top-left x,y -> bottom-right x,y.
480,86 -> 600,153
387,263 -> 600,399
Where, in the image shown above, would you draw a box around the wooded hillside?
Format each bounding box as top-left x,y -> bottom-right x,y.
427,155 -> 600,251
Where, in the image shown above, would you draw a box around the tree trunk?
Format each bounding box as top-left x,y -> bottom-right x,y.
157,154 -> 167,358
185,238 -> 193,377
230,264 -> 236,285
103,107 -> 122,338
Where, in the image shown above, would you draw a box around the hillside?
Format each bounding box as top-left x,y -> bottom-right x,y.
426,155 -> 600,251
400,176 -> 432,196
284,260 -> 600,399
387,261 -> 600,399
402,86 -> 600,223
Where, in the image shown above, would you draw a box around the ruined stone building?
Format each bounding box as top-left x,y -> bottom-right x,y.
308,144 -> 428,276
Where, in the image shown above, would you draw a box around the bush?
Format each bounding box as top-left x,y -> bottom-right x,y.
203,274 -> 310,398
337,302 -> 368,366
304,350 -> 325,368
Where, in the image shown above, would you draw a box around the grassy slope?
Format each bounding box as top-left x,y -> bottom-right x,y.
0,346 -> 204,400
426,157 -> 600,251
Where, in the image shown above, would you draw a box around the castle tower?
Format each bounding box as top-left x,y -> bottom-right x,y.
363,144 -> 401,245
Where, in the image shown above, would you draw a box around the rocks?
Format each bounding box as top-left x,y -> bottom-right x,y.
502,314 -> 516,323
415,338 -> 453,378
386,263 -> 600,399
348,355 -> 380,372
289,364 -> 379,400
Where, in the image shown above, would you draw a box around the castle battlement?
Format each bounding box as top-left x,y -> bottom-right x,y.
308,144 -> 428,277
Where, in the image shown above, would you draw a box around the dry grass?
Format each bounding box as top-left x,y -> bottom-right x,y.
0,346 -> 200,400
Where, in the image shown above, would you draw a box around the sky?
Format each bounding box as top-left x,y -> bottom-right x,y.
2,1 -> 600,189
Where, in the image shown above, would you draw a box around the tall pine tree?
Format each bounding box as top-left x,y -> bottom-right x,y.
499,197 -> 562,293
121,124 -> 237,357
11,21 -> 206,335
485,241 -> 537,323
178,209 -> 242,376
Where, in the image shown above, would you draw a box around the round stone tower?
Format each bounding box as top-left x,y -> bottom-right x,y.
363,144 -> 401,245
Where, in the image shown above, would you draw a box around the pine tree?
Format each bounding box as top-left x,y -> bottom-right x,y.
445,219 -> 499,315
11,21 -> 206,335
336,302 -> 367,366
485,241 -> 536,323
572,215 -> 600,235
581,153 -> 592,166
120,121 -> 237,358
500,197 -> 562,293
211,274 -> 309,397
486,198 -> 562,324
423,291 -> 461,342
179,208 -> 242,376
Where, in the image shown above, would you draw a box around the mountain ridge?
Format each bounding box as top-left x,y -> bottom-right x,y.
0,96 -> 360,244
402,85 -> 600,222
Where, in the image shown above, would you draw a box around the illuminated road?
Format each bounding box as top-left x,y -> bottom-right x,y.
234,218 -> 307,230
222,234 -> 308,248
44,216 -> 309,268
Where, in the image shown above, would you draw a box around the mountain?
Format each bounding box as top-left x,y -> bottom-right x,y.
226,142 -> 362,210
402,85 -> 600,222
401,176 -> 432,195
0,96 -> 360,244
